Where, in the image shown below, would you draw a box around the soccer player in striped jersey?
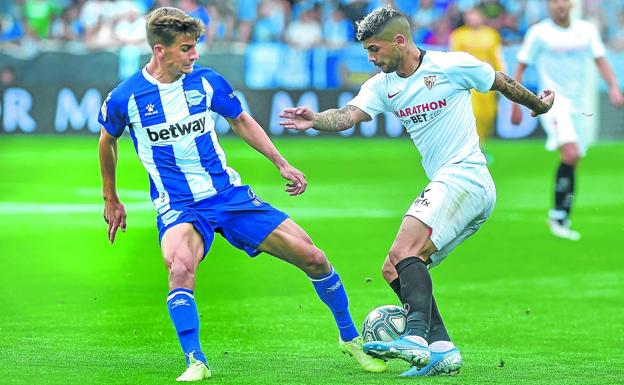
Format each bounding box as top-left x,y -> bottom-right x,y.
512,0 -> 624,241
98,7 -> 385,382
280,7 -> 554,377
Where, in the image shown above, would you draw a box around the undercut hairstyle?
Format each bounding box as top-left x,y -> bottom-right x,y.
146,7 -> 205,48
355,6 -> 406,41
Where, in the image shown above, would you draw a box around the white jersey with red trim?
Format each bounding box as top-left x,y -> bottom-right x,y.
348,50 -> 495,179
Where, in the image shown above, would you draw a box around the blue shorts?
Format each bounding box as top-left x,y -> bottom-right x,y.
156,185 -> 288,258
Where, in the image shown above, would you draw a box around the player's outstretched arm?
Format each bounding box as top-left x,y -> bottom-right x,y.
227,112 -> 307,196
595,57 -> 624,107
279,105 -> 371,132
492,70 -> 554,118
99,128 -> 127,244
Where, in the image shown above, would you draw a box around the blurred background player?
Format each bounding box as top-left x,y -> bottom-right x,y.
279,6 -> 553,378
449,7 -> 505,159
98,6 -> 385,381
512,0 -> 624,241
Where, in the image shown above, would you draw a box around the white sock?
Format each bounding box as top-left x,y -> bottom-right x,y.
429,340 -> 455,353
404,335 -> 428,347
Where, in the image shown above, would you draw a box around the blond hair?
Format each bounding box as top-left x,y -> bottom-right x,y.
146,7 -> 205,48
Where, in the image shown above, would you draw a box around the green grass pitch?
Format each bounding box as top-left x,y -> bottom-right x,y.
0,136 -> 623,385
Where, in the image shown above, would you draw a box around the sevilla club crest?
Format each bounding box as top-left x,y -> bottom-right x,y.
424,75 -> 436,90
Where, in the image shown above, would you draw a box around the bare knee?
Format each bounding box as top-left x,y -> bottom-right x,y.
388,239 -> 437,266
381,257 -> 398,283
301,245 -> 330,277
561,144 -> 580,165
165,249 -> 197,289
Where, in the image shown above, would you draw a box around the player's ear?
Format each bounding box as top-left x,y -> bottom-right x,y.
153,43 -> 166,58
394,34 -> 406,47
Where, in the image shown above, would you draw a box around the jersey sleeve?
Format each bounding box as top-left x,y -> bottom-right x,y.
588,22 -> 607,58
517,25 -> 541,65
98,90 -> 129,137
346,75 -> 387,117
204,71 -> 243,119
443,51 -> 495,93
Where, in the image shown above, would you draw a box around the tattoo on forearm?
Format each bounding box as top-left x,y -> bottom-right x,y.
494,72 -> 546,113
313,105 -> 357,132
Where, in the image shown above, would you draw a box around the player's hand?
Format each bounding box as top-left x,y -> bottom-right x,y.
103,198 -> 126,244
531,89 -> 555,117
608,86 -> 624,108
279,107 -> 315,131
278,163 -> 307,196
511,103 -> 523,125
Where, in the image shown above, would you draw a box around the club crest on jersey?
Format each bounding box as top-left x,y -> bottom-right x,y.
144,103 -> 159,117
184,89 -> 205,107
424,75 -> 437,90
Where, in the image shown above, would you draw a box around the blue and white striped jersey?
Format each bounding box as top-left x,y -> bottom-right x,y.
98,65 -> 244,214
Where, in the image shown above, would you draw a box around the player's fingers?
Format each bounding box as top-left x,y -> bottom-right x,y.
108,220 -> 119,244
120,214 -> 127,233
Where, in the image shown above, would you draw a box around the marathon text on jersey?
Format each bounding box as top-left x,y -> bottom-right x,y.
394,99 -> 447,119
147,116 -> 206,141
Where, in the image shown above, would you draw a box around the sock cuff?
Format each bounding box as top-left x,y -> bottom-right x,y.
395,256 -> 425,274
167,288 -> 195,303
559,162 -> 575,171
308,266 -> 335,282
389,278 -> 401,292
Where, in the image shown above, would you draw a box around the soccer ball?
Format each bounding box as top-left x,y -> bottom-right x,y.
361,304 -> 407,342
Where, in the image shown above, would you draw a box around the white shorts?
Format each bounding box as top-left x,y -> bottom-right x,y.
405,163 -> 496,267
539,97 -> 589,156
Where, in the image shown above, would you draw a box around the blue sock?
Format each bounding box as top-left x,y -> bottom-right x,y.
167,288 -> 207,365
309,267 -> 359,341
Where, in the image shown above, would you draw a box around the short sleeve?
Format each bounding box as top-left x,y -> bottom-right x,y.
443,52 -> 495,93
346,75 -> 388,117
98,91 -> 129,137
204,71 -> 243,119
517,25 -> 541,65
588,23 -> 606,58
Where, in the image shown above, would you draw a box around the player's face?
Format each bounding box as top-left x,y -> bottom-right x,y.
547,0 -> 572,23
363,37 -> 401,74
162,35 -> 200,75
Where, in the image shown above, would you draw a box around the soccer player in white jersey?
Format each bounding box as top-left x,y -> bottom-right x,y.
279,7 -> 554,377
512,0 -> 624,241
98,7 -> 386,382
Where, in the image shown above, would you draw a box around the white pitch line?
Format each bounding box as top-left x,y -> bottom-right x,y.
0,201 -> 396,218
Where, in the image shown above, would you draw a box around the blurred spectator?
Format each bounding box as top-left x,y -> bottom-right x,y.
479,0 -> 505,28
23,0 -> 59,39
179,0 -> 210,44
411,0 -> 444,44
450,7 -> 505,150
236,0 -> 259,44
252,0 -> 288,43
284,8 -> 322,50
0,11 -> 25,44
323,7 -> 354,49
0,66 -> 16,86
50,5 -> 83,42
609,9 -> 624,51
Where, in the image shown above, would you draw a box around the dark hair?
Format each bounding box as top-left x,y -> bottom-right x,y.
355,6 -> 406,41
146,7 -> 205,48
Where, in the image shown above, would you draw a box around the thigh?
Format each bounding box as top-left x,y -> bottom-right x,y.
216,185 -> 289,257
429,206 -> 493,268
161,222 -> 207,271
406,166 -> 495,253
257,218 -> 327,271
157,206 -> 215,257
540,98 -> 578,151
387,215 -> 438,264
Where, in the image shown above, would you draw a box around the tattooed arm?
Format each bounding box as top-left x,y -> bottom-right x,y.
491,70 -> 554,117
279,105 -> 371,132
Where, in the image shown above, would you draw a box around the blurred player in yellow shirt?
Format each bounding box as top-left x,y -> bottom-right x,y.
449,8 -> 505,154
